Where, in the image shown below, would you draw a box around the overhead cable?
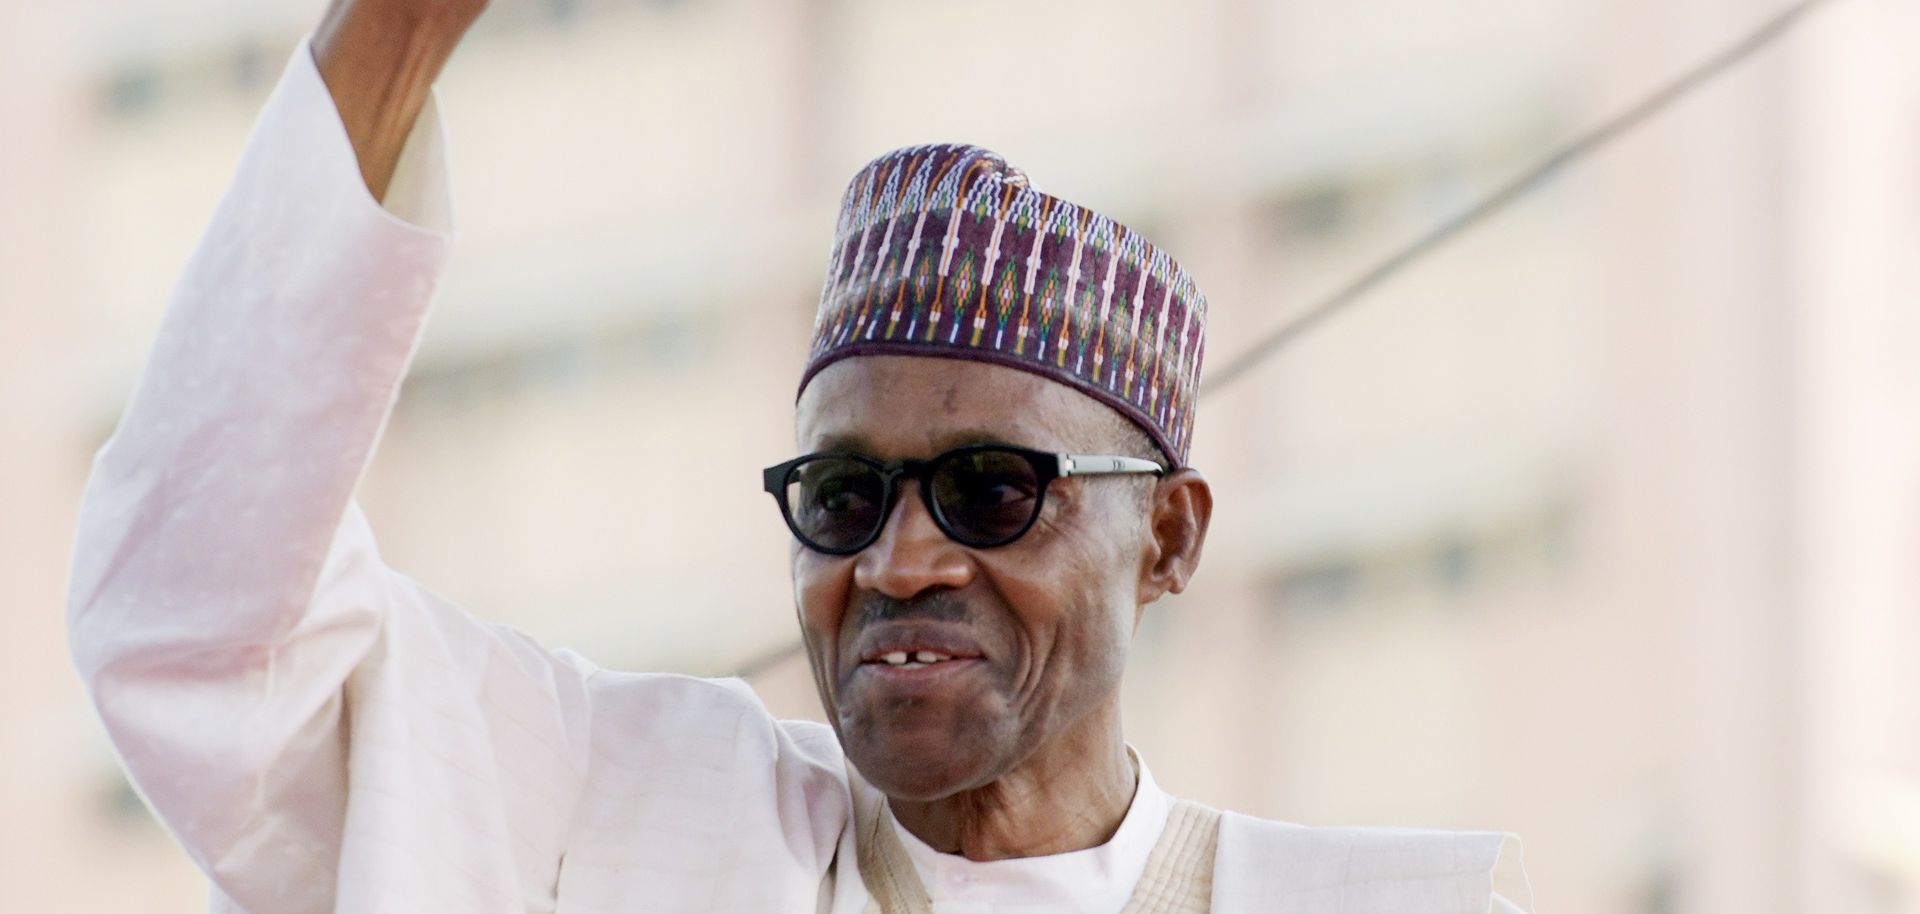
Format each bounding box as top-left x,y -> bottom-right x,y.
1202,0 -> 1835,393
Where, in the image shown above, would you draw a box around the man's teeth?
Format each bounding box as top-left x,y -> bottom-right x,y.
878,650 -> 954,668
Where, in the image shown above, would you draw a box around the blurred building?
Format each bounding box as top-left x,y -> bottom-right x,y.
3,0 -> 1916,912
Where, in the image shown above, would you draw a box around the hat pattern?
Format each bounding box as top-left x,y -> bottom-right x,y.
801,143 -> 1208,465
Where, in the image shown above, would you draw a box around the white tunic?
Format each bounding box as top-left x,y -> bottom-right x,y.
67,37 -> 1530,914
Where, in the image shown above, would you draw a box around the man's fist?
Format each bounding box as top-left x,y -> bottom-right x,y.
312,0 -> 490,201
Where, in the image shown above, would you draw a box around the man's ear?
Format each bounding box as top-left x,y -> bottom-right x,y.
1137,468 -> 1212,608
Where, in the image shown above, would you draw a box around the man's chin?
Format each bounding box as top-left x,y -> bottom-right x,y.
842,729 -> 1001,802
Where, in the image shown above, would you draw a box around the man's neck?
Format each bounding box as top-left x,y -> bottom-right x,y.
886,710 -> 1137,861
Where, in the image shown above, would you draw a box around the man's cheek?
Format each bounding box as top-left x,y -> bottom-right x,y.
794,557 -> 847,625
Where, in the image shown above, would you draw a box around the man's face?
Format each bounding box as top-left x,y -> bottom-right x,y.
791,355 -> 1154,801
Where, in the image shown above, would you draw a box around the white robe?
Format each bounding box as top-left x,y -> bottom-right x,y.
67,37 -> 1530,914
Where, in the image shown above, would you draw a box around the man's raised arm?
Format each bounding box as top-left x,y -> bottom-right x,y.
313,0 -> 486,201
65,3 -> 601,910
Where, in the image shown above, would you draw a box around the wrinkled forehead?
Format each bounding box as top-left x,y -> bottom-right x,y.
795,355 -> 1120,458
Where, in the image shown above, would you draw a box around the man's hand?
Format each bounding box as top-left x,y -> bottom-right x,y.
312,0 -> 488,202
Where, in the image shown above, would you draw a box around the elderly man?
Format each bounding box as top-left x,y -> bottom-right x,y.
69,1 -> 1528,911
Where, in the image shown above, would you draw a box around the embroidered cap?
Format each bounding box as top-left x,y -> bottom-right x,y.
798,143 -> 1209,466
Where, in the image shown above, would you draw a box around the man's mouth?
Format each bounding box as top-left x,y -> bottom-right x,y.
854,648 -> 987,687
870,650 -> 960,670
852,623 -> 988,679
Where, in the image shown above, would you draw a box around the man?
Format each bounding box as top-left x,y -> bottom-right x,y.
68,0 -> 1529,911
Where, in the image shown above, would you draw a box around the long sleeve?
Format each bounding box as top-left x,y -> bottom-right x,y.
66,38 -> 594,912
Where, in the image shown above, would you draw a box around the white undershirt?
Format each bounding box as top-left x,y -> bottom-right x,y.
892,756 -> 1174,914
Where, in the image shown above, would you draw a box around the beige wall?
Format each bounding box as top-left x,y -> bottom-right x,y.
4,0 -> 1916,911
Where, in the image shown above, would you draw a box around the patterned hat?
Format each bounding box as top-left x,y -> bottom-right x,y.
799,143 -> 1209,466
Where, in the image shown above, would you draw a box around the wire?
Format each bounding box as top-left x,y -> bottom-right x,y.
721,0 -> 1836,681
1201,0 -> 1835,394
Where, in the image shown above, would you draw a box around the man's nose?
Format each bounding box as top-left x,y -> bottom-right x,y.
853,479 -> 972,599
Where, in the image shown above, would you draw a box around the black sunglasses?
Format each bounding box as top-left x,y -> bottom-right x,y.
762,444 -> 1166,555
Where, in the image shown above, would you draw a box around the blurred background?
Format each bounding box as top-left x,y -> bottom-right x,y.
3,0 -> 1917,911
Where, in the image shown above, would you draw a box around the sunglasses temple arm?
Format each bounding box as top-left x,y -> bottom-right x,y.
1057,454 -> 1167,477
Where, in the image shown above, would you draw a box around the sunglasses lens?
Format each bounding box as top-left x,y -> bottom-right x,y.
930,449 -> 1043,546
785,457 -> 887,552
